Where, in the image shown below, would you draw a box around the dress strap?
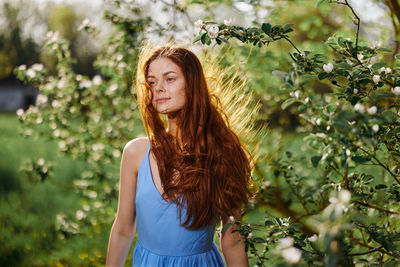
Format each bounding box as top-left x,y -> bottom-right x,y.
146,139 -> 150,155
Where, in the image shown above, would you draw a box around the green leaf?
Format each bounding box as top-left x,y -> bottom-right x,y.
200,33 -> 207,44
377,47 -> 392,53
395,54 -> 400,60
371,62 -> 387,70
375,184 -> 387,189
336,62 -> 352,71
382,110 -> 398,123
261,23 -> 272,35
318,72 -> 328,80
283,23 -> 294,32
351,156 -> 371,163
316,0 -> 326,7
311,155 -> 322,167
253,237 -> 266,243
193,34 -> 202,44
265,220 -> 274,226
222,222 -> 232,233
281,98 -> 297,110
272,70 -> 287,78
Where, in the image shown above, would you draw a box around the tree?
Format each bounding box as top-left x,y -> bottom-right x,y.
195,0 -> 400,266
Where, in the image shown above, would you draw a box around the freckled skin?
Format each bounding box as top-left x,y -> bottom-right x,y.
147,58 -> 186,115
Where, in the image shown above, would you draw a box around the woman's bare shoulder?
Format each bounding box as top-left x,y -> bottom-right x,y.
122,137 -> 149,170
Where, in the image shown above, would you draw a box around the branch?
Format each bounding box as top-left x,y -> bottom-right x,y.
331,0 -> 360,47
348,246 -> 383,256
356,145 -> 400,185
355,200 -> 400,215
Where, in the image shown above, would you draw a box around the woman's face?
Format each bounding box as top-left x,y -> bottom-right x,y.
147,57 -> 186,115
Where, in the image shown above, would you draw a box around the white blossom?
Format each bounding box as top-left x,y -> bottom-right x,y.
372,124 -> 379,132
373,75 -> 380,84
385,67 -> 391,74
92,75 -> 102,85
26,69 -> 36,78
32,64 -> 44,71
262,181 -> 271,187
279,237 -> 294,248
357,54 -> 364,61
52,100 -> 61,108
282,247 -> 302,264
391,86 -> 400,95
80,80 -> 92,88
367,106 -> 377,115
58,141 -> 66,150
206,24 -> 219,39
19,64 -> 26,70
116,54 -> 123,61
308,234 -> 318,242
38,158 -> 45,166
354,103 -> 364,113
348,120 -> 356,125
224,18 -> 233,26
345,149 -> 351,156
118,62 -> 127,69
76,210 -> 85,220
378,67 -> 386,73
92,143 -> 105,151
194,19 -> 204,28
229,216 -> 235,222
323,63 -> 333,73
338,189 -> 351,203
353,89 -> 358,94
36,94 -> 48,105
57,80 -> 65,88
16,108 -> 24,117
371,40 -> 382,49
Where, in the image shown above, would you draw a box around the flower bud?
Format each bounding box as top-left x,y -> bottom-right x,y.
323,63 -> 333,73
392,86 -> 400,95
373,75 -> 380,84
367,106 -> 377,115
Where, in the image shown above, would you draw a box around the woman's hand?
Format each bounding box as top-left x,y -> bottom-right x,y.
220,213 -> 249,267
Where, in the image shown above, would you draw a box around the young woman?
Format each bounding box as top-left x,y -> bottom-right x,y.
106,45 -> 254,267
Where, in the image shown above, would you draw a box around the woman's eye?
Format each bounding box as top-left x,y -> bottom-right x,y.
167,78 -> 176,82
148,81 -> 155,86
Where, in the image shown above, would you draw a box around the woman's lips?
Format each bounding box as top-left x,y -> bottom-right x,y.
155,98 -> 170,103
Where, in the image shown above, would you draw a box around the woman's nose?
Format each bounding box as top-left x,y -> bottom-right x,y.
155,82 -> 165,92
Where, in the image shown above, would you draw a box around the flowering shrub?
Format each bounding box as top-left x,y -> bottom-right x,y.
196,1 -> 400,266
13,2 -> 154,264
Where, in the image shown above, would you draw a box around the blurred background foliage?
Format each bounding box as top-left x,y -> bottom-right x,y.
1,0 -> 399,266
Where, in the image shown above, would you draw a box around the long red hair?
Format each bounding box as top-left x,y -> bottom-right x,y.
136,45 -> 254,229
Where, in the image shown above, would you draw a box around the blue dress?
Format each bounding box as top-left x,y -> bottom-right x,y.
132,141 -> 225,266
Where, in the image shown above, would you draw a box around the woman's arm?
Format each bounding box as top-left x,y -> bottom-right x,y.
106,139 -> 147,267
220,213 -> 249,267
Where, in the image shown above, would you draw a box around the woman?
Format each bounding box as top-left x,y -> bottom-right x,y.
106,45 -> 254,267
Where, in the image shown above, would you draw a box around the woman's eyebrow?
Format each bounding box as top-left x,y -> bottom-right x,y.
147,71 -> 177,79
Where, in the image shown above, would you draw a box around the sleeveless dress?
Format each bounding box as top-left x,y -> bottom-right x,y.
132,141 -> 225,267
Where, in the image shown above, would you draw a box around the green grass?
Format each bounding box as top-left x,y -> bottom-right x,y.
0,113 -> 86,266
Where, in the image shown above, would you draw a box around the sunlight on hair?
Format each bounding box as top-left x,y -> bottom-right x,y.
200,51 -> 265,164
135,42 -> 266,164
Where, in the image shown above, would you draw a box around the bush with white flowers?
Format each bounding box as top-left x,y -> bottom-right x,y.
199,1 -> 400,266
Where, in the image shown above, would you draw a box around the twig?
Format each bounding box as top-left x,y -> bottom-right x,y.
348,246 -> 382,256
355,200 -> 400,215
356,145 -> 400,185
